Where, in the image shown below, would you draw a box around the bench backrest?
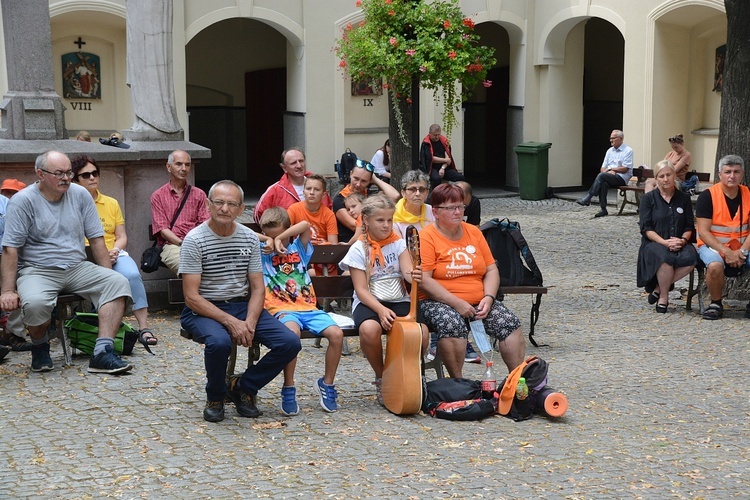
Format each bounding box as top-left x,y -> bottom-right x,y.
168,243 -> 354,304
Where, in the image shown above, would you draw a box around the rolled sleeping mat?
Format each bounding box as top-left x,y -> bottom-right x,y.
534,386 -> 568,418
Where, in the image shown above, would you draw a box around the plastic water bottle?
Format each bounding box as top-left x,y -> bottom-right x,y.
516,377 -> 529,400
481,361 -> 496,399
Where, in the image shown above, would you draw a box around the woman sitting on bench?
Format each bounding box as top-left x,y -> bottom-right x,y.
417,183 -> 526,378
637,160 -> 698,313
71,155 -> 156,348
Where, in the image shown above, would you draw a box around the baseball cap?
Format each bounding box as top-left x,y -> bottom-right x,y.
1,178 -> 26,193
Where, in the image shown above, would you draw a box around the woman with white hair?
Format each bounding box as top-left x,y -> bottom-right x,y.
637,160 -> 698,313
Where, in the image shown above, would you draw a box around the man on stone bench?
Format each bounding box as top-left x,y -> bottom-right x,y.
150,150 -> 209,274
0,151 -> 133,375
695,155 -> 750,320
179,180 -> 301,422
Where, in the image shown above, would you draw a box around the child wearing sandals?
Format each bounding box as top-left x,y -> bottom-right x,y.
339,193 -> 428,405
258,207 -> 345,414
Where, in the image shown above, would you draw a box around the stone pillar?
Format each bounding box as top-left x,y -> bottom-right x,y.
124,0 -> 184,141
0,0 -> 67,139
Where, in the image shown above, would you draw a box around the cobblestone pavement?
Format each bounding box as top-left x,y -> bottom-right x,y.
1,197 -> 748,498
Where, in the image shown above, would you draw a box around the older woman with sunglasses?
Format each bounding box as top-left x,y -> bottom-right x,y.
418,183 -> 525,378
393,170 -> 434,238
71,155 -> 156,348
332,159 -> 399,242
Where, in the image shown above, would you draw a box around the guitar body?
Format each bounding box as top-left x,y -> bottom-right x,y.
382,318 -> 424,414
381,225 -> 424,415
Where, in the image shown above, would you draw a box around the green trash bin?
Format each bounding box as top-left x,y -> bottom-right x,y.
513,142 -> 552,200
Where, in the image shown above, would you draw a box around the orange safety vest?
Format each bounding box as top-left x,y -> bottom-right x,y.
697,183 -> 750,247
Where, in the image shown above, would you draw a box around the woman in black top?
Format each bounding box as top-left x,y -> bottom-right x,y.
637,160 -> 698,312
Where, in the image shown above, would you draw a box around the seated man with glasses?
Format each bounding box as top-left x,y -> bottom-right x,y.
150,150 -> 209,274
332,158 -> 399,243
576,129 -> 634,217
0,151 -> 133,374
180,180 -> 301,422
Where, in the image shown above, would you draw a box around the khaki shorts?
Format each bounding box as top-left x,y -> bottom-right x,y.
17,261 -> 131,327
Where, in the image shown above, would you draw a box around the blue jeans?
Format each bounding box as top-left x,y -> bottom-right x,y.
680,174 -> 699,192
181,303 -> 301,402
113,253 -> 148,311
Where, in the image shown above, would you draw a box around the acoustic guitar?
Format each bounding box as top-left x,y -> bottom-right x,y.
381,225 -> 424,415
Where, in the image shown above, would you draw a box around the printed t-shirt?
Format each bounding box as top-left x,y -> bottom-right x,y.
287,201 -> 338,245
419,222 -> 495,304
261,237 -> 318,315
340,237 -> 408,312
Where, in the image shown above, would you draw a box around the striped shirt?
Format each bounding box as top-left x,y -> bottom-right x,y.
179,222 -> 261,301
150,183 -> 210,245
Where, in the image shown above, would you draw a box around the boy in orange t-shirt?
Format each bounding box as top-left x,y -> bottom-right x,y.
287,174 -> 338,245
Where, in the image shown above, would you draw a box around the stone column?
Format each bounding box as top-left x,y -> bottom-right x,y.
124,0 -> 184,141
0,0 -> 67,139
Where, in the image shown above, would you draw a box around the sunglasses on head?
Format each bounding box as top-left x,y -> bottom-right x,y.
355,159 -> 374,172
77,171 -> 100,180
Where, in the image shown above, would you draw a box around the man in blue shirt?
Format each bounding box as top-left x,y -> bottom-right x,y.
577,130 -> 634,217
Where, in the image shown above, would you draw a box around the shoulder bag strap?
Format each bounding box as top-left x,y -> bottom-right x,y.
168,185 -> 192,230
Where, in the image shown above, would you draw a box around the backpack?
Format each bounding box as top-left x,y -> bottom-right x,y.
337,148 -> 358,185
480,218 -> 543,288
64,312 -> 138,356
422,378 -> 496,421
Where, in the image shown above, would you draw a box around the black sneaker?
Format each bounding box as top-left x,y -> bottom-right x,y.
745,302 -> 750,319
0,345 -> 10,362
203,400 -> 225,422
88,345 -> 133,374
31,342 -> 54,372
227,375 -> 262,418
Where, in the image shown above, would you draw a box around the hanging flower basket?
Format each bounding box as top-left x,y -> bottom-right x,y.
335,0 -> 496,141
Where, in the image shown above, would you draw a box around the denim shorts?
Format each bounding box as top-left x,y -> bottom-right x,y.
275,309 -> 337,336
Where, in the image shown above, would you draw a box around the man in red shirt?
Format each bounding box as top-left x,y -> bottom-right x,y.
253,147 -> 332,224
150,150 -> 210,274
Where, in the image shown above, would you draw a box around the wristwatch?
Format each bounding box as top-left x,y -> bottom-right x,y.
741,249 -> 749,257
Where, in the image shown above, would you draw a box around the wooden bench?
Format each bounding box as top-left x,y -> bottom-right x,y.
617,166 -> 654,215
173,243 -> 446,381
617,168 -> 712,215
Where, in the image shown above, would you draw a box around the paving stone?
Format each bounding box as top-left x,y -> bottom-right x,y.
0,196 -> 748,496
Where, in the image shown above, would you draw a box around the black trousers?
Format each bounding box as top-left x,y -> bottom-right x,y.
429,167 -> 464,191
588,172 -> 626,209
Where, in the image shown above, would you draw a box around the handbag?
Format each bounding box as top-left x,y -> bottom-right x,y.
368,275 -> 407,302
140,185 -> 192,273
140,242 -> 162,273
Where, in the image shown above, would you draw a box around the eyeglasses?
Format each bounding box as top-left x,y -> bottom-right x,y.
405,186 -> 428,193
40,168 -> 74,179
77,171 -> 100,180
435,204 -> 466,212
209,199 -> 242,209
609,136 -> 620,141
355,159 -> 374,172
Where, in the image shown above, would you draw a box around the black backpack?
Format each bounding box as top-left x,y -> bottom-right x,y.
422,378 -> 496,421
337,148 -> 357,184
480,218 -> 543,288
